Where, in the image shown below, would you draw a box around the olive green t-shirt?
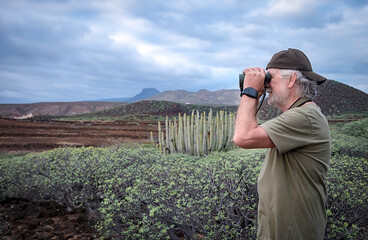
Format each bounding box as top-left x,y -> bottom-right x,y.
259,103 -> 331,240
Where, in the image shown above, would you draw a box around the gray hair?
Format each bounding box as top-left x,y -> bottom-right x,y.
279,69 -> 318,99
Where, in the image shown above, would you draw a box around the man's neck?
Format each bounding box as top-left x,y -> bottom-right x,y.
281,96 -> 301,112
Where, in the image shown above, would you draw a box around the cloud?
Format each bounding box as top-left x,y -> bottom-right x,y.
245,0 -> 344,29
0,0 -> 367,103
266,0 -> 315,15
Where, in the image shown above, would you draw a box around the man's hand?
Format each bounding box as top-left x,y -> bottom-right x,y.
242,67 -> 266,92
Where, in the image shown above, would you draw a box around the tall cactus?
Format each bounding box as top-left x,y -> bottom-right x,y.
151,109 -> 236,156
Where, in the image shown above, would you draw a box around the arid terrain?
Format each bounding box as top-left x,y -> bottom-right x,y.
0,102 -> 127,119
0,118 -> 159,239
1,198 -> 98,239
0,117 -> 158,153
1,79 -> 367,239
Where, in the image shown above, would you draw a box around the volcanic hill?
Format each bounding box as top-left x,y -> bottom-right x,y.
0,80 -> 367,120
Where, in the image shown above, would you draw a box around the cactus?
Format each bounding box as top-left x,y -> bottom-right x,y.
151,109 -> 236,156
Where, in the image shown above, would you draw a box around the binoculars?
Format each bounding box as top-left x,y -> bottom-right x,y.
239,72 -> 272,93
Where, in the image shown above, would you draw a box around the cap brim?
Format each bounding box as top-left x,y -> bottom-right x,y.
301,71 -> 327,85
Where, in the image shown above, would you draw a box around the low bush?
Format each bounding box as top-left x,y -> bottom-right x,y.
326,154 -> 368,239
0,147 -> 107,213
330,119 -> 368,158
340,118 -> 368,139
1,130 -> 367,239
96,149 -> 264,239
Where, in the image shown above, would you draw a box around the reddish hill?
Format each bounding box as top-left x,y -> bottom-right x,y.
0,102 -> 127,118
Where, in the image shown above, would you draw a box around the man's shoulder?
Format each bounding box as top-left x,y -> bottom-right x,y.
281,103 -> 326,122
263,104 -> 311,127
262,103 -> 328,133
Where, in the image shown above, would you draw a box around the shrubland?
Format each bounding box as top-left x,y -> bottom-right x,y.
1,119 -> 367,239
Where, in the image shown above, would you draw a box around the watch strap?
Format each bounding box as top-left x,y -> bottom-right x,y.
241,87 -> 258,99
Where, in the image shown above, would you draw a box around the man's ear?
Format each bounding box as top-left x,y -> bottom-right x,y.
287,72 -> 297,88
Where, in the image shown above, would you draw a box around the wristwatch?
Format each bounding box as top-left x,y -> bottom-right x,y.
241,87 -> 258,99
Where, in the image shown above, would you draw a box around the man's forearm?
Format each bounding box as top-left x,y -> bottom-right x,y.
233,96 -> 259,146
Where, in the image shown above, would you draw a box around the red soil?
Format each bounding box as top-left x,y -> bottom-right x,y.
1,198 -> 97,240
0,118 -> 159,153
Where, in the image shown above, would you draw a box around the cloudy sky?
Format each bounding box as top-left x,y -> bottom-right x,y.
1,0 -> 367,103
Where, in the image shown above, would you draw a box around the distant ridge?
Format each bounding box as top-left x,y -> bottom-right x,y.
0,81 -> 366,119
148,80 -> 368,117
148,89 -> 239,106
75,100 -> 238,120
0,102 -> 127,118
0,88 -> 161,118
127,88 -> 160,103
72,79 -> 368,121
96,88 -> 160,103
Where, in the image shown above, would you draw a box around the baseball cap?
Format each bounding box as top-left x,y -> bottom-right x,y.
266,48 -> 327,84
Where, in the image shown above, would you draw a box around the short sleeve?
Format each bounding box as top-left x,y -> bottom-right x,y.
260,108 -> 313,154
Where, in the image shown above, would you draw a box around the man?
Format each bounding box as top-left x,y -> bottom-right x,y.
233,48 -> 331,239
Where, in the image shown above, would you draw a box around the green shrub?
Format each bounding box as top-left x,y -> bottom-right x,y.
0,147 -> 109,213
340,118 -> 368,139
330,119 -> 368,158
331,131 -> 368,158
0,155 -> 28,200
325,154 -> 368,239
1,138 -> 367,239
97,149 -> 265,239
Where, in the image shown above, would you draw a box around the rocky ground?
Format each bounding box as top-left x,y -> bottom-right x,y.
0,198 -> 98,240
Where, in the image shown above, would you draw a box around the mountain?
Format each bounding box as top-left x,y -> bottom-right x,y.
312,80 -> 368,117
0,81 -> 366,119
75,100 -> 238,120
72,80 -> 368,121
96,88 -> 160,103
148,80 -> 368,117
148,89 -> 239,106
0,88 -> 160,118
0,102 -> 127,118
127,88 -> 160,103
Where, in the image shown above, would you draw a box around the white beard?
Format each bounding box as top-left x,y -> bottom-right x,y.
267,87 -> 288,109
